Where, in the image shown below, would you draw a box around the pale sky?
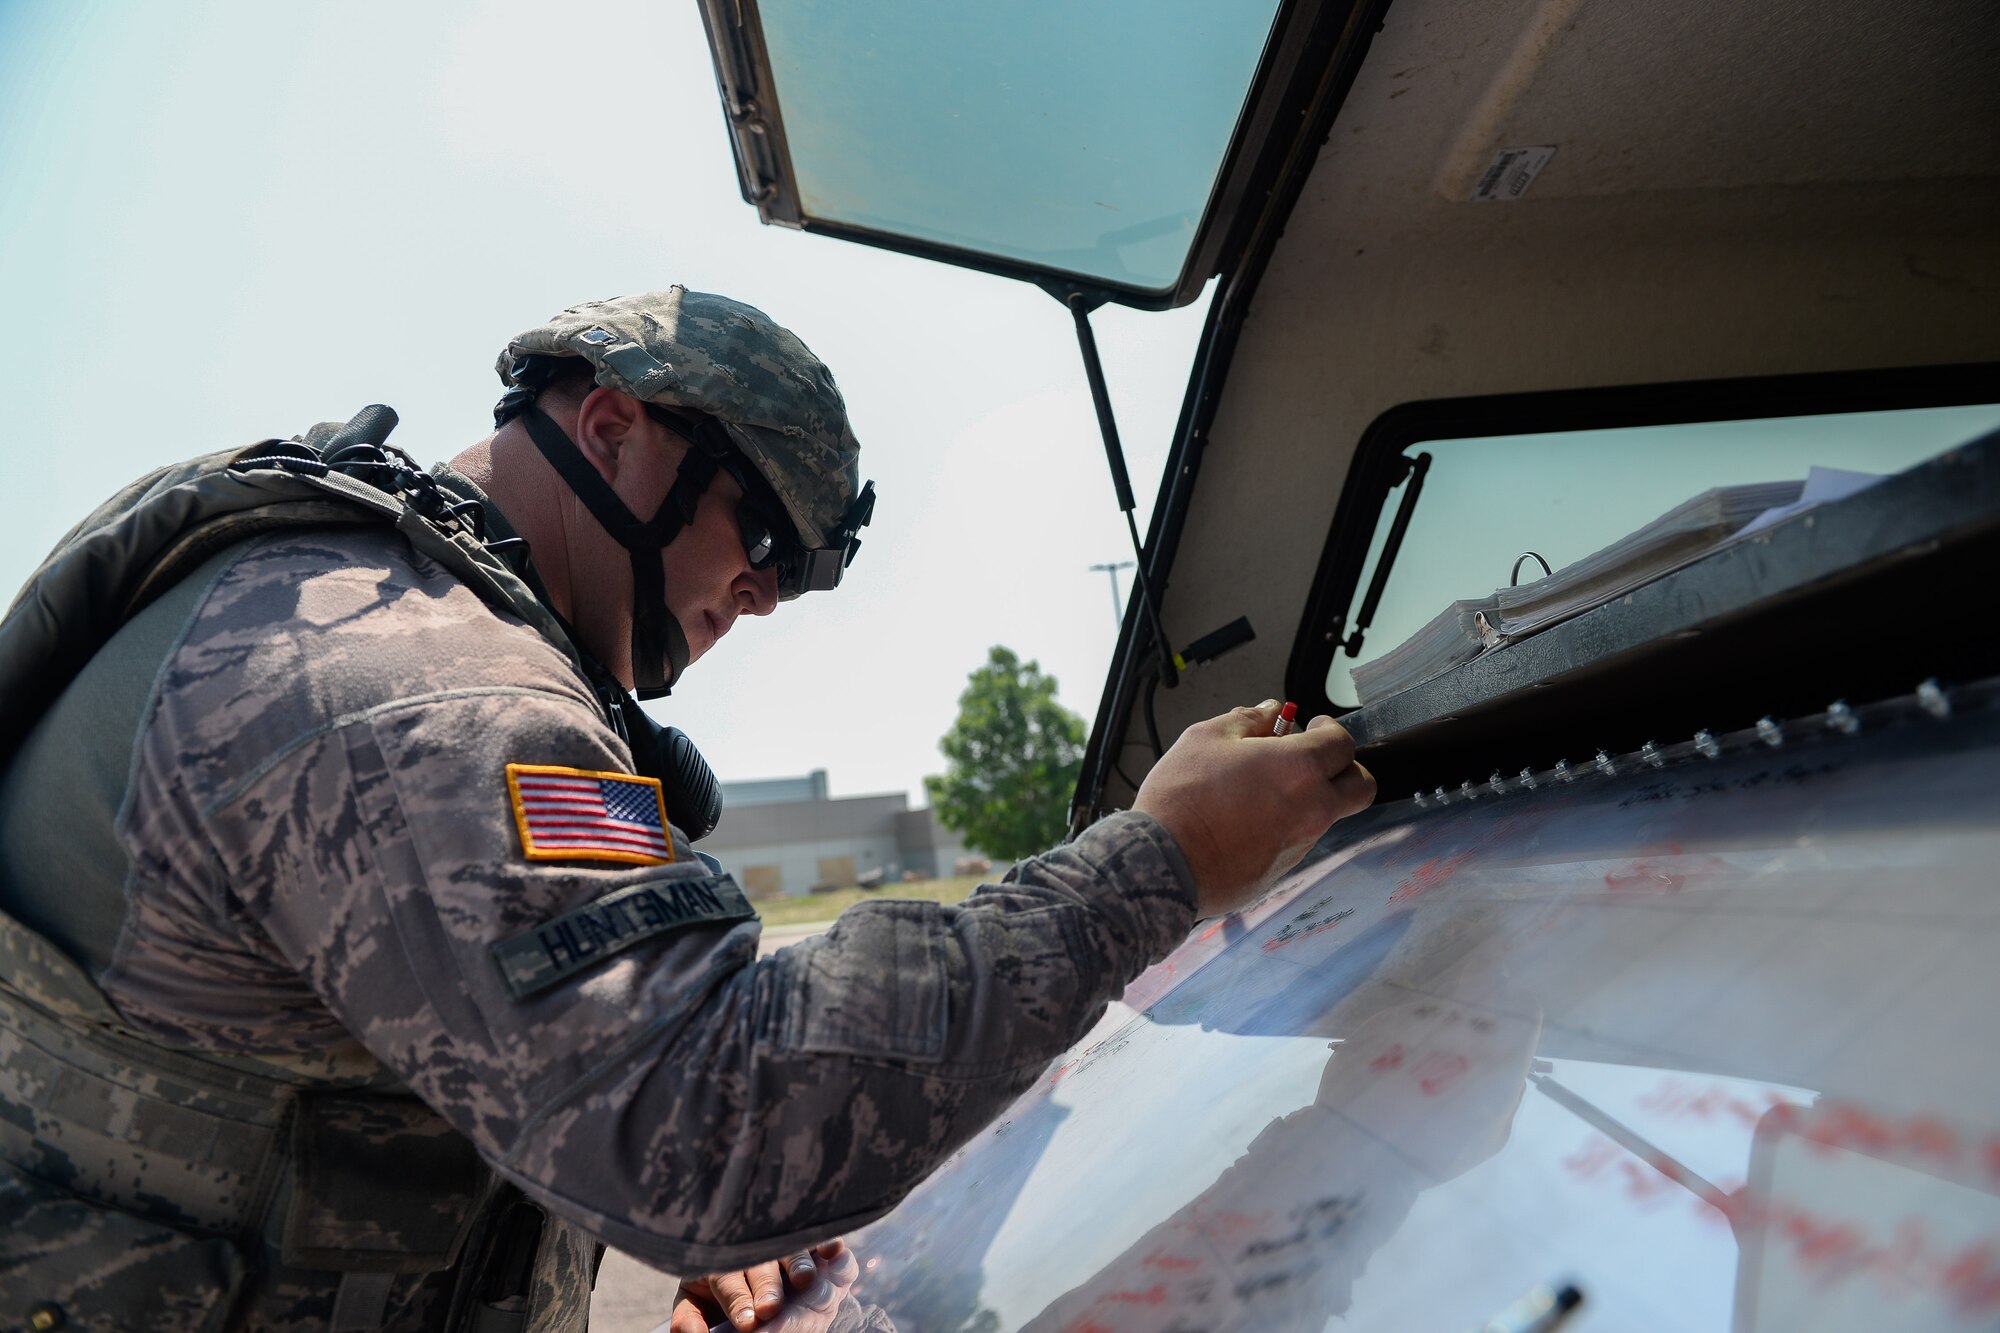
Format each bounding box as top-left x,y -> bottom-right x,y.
0,1 -> 1210,805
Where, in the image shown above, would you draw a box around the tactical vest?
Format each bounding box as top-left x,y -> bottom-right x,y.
0,426 -> 603,1333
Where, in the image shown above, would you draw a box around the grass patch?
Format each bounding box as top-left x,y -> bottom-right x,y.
753,875 -> 989,928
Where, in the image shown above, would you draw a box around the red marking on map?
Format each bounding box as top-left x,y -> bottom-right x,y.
1561,1134 -> 1621,1180
1639,1082 -> 2000,1192
1101,1285 -> 1168,1307
1602,839 -> 1688,891
1640,1077 -> 1807,1129
1569,1130 -> 2000,1313
1904,1116 -> 1960,1163
1643,1150 -> 1697,1192
1942,1243 -> 2000,1314
1142,1250 -> 1200,1272
1414,1051 -> 1469,1096
1193,1207 -> 1272,1238
1387,851 -> 1474,906
1563,1135 -> 1684,1205
1806,1102 -> 1899,1157
1369,1043 -> 1404,1072
1614,1157 -> 1679,1206
1602,842 -> 1728,893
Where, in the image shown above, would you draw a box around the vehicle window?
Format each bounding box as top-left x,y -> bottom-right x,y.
1328,403 -> 2000,707
755,0 -> 1283,294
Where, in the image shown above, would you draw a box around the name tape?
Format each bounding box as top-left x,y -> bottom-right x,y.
492,875 -> 755,999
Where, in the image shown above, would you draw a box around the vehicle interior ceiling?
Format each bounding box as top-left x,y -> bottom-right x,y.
1092,0 -> 2000,816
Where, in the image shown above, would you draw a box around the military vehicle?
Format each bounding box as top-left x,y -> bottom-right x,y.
701,0 -> 1999,1326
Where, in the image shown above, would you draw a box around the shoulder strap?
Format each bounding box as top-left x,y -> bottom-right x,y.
0,429 -> 588,773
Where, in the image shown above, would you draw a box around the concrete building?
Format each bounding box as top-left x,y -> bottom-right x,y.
701,770 -> 978,899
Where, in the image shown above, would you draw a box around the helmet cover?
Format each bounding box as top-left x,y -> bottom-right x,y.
498,287 -> 863,556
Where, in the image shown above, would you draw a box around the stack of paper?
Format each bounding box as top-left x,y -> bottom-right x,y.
1350,597 -> 1502,704
1731,466 -> 1885,537
1487,479 -> 1803,642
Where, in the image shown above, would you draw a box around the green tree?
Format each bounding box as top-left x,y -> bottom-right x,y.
925,645 -> 1087,862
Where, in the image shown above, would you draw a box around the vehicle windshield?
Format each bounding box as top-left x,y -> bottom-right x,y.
846,696 -> 2000,1330
1329,402 -> 2000,707
752,0 -> 1283,296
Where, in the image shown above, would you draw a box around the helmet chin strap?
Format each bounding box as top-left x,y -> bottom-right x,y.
519,407 -> 714,699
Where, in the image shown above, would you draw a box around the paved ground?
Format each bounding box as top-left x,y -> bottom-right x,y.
589,1249 -> 682,1333
587,918 -> 836,1332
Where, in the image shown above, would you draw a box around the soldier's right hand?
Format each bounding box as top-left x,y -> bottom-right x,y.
1134,699 -> 1375,920
670,1240 -> 851,1332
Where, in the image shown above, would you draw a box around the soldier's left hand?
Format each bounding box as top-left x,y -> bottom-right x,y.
668,1239 -> 851,1332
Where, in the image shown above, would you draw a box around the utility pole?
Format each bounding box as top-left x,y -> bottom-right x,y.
1088,560 -> 1136,631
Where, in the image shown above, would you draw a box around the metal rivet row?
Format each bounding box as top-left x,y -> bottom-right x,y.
1401,679 -> 1961,810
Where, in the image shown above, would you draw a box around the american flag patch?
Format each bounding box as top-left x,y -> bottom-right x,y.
505,764 -> 675,865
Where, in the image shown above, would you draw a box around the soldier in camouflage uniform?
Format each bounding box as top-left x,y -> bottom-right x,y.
0,287 -> 1376,1333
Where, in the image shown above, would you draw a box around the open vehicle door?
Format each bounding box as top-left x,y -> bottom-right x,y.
700,1 -> 2000,1326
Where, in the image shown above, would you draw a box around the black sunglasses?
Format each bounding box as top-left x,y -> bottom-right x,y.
733,495 -> 789,570
642,402 -> 863,597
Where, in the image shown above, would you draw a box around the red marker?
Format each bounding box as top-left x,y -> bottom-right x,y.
1273,701 -> 1298,736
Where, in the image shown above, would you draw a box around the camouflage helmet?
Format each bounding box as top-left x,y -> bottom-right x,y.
497,287 -> 867,559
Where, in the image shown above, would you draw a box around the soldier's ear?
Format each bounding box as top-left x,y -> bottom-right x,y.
571,386 -> 647,483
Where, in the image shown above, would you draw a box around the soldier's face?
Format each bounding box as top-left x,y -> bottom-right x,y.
657,463 -> 783,663
597,412 -> 781,668
555,388 -> 781,685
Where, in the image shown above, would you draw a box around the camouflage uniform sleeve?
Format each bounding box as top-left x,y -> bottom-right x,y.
186,685 -> 1194,1274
